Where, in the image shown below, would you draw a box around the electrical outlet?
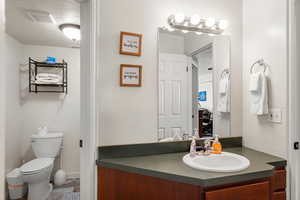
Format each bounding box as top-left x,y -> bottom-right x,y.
268,108 -> 282,123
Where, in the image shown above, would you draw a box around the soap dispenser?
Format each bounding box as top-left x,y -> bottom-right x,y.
190,136 -> 197,156
212,135 -> 222,154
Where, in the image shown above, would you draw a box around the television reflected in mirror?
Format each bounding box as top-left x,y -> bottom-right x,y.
157,29 -> 231,142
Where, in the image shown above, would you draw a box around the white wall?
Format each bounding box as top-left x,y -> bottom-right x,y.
159,33 -> 185,54
4,35 -> 23,174
243,0 -> 288,158
1,41 -> 81,179
20,45 -> 81,177
99,0 -> 243,146
0,0 -> 6,197
184,34 -> 213,55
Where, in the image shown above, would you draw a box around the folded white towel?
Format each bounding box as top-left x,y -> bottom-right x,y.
35,73 -> 62,84
35,78 -> 61,84
249,73 -> 260,92
249,72 -> 269,115
36,73 -> 61,80
217,73 -> 230,113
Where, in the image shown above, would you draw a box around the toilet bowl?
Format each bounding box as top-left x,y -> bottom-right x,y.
20,132 -> 63,200
20,158 -> 54,200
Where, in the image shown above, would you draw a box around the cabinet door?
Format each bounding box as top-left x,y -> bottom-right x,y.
205,181 -> 269,200
272,191 -> 286,200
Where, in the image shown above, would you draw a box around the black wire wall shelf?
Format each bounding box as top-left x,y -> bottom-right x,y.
29,57 -> 68,94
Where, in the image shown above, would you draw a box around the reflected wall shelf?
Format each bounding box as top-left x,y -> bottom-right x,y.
29,57 -> 68,93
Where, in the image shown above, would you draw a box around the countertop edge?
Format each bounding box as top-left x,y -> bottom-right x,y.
97,159 -> 284,187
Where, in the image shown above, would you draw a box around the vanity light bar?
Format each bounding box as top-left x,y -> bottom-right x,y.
167,14 -> 228,35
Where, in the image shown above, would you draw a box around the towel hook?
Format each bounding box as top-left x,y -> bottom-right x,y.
221,68 -> 230,78
250,59 -> 268,74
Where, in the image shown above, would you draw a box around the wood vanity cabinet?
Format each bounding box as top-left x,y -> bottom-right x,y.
270,167 -> 286,200
98,166 -> 286,200
205,181 -> 270,200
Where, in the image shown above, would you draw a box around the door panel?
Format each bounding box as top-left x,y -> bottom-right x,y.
171,80 -> 182,114
158,53 -> 189,140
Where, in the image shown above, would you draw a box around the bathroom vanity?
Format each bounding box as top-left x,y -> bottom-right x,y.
97,138 -> 286,200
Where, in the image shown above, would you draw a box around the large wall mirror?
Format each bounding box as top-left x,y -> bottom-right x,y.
158,29 -> 231,142
98,0 -> 244,146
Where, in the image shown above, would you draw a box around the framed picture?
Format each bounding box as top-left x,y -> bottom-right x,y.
120,64 -> 142,87
198,91 -> 207,102
120,32 -> 142,56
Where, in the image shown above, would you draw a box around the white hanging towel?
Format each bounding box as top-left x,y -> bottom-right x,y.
249,72 -> 269,115
217,73 -> 230,113
218,77 -> 227,94
249,73 -> 261,92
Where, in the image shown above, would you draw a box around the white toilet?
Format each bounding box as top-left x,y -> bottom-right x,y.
20,133 -> 64,200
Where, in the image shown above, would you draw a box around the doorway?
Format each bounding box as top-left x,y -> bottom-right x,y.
3,0 -> 98,199
190,44 -> 214,138
289,0 -> 300,200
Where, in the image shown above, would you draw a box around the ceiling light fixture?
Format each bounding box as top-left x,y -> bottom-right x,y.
59,24 -> 81,41
205,18 -> 216,27
174,13 -> 185,24
190,14 -> 201,26
167,26 -> 175,32
218,20 -> 229,30
167,14 -> 228,35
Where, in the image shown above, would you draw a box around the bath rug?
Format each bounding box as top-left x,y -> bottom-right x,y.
63,192 -> 80,200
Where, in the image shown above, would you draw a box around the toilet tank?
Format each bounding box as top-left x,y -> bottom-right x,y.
31,132 -> 64,158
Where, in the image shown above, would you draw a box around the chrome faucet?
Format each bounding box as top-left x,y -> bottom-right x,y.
203,139 -> 213,155
182,131 -> 190,140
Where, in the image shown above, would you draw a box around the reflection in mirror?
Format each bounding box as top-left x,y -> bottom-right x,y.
158,29 -> 231,142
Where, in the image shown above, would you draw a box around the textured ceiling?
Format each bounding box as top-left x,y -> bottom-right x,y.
6,0 -> 80,48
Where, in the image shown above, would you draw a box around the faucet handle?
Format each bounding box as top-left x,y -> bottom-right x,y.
204,139 -> 212,146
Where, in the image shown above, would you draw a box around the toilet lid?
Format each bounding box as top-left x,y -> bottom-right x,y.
20,158 -> 53,173
31,132 -> 63,139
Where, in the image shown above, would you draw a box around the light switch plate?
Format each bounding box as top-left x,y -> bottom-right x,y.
268,108 -> 282,123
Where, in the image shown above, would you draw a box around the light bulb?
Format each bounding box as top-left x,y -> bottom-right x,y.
168,26 -> 175,32
195,32 -> 203,35
174,13 -> 185,24
190,14 -> 201,26
161,26 -> 167,31
205,18 -> 216,27
63,27 -> 81,41
208,33 -> 215,37
182,30 -> 189,33
218,20 -> 229,29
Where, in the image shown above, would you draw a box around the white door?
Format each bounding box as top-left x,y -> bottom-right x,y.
158,53 -> 190,140
192,64 -> 199,131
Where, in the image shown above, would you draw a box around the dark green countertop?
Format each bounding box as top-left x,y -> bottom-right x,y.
97,147 -> 286,187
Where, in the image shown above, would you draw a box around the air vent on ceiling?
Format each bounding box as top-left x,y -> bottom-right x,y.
26,10 -> 56,24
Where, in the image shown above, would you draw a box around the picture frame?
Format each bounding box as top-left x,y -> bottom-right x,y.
199,91 -> 207,102
120,64 -> 142,87
120,32 -> 143,56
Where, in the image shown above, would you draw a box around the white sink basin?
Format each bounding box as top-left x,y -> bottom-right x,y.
183,152 -> 250,173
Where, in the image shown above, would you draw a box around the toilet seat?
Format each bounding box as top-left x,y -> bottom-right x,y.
20,158 -> 53,175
